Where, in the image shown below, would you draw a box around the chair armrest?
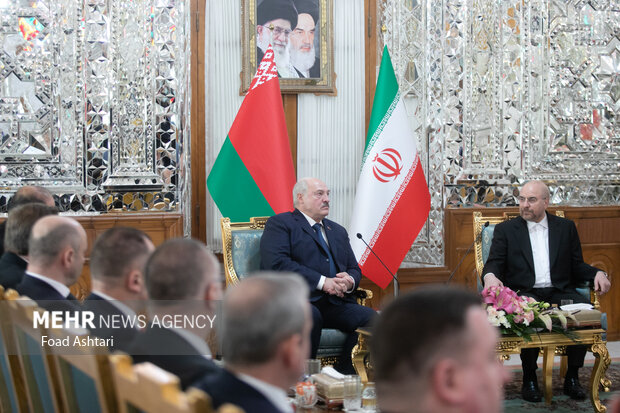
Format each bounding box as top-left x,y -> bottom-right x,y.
354,288 -> 373,306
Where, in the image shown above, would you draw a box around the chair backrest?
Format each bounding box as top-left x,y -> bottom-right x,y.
4,293 -> 63,413
49,327 -> 117,413
221,217 -> 269,286
473,210 -> 565,283
0,286 -> 26,412
110,355 -> 243,413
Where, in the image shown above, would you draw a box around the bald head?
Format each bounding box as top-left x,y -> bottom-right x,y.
28,216 -> 87,285
10,186 -> 55,211
145,238 -> 221,301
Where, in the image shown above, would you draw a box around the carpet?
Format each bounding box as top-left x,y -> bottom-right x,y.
503,363 -> 619,412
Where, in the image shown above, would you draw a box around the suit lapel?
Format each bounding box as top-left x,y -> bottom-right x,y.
293,209 -> 331,256
515,217 -> 535,272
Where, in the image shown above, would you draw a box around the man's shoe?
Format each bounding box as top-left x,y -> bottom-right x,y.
521,380 -> 542,402
563,377 -> 587,400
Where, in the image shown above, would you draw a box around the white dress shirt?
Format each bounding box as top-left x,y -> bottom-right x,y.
527,216 -> 552,288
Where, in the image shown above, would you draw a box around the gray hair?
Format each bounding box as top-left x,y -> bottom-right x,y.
90,227 -> 152,280
29,220 -> 83,266
4,203 -> 58,255
292,178 -> 311,207
222,272 -> 309,366
145,238 -> 220,300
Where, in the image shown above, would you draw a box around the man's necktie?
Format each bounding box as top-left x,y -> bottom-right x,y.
312,223 -> 337,276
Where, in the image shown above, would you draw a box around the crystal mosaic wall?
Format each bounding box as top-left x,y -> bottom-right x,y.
0,0 -> 190,219
383,0 -> 620,266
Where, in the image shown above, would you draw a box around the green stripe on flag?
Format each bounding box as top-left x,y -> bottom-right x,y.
207,138 -> 275,221
363,46 -> 400,164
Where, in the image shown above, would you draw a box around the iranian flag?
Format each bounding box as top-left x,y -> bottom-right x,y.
349,46 -> 430,289
207,45 -> 296,221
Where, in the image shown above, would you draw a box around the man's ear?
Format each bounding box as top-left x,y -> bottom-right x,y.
60,245 -> 75,268
431,359 -> 466,406
126,269 -> 144,294
279,333 -> 302,368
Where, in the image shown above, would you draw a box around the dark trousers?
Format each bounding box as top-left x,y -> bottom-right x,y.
519,288 -> 589,374
310,295 -> 376,374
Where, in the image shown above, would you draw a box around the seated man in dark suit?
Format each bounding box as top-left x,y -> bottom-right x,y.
260,177 -> 376,373
193,273 -> 311,413
16,215 -> 87,312
0,185 -> 55,256
483,180 -> 611,402
84,227 -> 154,352
129,238 -> 222,390
0,203 -> 58,289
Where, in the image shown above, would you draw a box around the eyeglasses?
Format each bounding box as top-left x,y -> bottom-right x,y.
266,24 -> 291,37
517,196 -> 546,203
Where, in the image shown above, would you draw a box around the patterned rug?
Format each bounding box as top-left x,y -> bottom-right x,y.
503,363 -> 619,412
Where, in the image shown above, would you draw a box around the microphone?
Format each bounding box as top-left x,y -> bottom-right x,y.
446,221 -> 489,284
356,233 -> 400,293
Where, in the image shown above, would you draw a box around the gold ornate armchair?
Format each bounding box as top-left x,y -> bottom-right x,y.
221,217 -> 373,366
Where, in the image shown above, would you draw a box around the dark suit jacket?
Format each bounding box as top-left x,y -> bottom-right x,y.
83,293 -> 138,352
15,274 -> 80,312
482,213 -> 599,292
260,209 -> 361,303
192,368 -> 283,413
0,221 -> 6,256
128,325 -> 220,390
0,252 -> 27,289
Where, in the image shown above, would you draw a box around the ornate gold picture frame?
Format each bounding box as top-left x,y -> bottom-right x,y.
241,0 -> 335,95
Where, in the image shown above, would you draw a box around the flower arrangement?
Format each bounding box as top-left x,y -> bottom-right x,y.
482,286 -> 574,341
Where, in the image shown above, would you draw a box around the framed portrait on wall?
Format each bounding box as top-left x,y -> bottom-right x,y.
241,0 -> 335,95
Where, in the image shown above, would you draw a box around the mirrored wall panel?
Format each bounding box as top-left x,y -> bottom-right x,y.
383,0 -> 620,266
0,0 -> 190,215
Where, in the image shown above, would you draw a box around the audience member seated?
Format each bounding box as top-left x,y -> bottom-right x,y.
0,203 -> 57,289
0,185 -> 55,256
482,180 -> 611,402
260,177 -> 376,373
371,285 -> 510,413
15,215 -> 87,312
84,227 -> 155,352
193,272 -> 311,413
129,238 -> 222,390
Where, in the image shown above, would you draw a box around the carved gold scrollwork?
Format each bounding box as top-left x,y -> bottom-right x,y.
590,342 -> 611,413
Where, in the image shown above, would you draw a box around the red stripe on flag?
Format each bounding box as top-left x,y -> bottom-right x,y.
227,48 -> 296,214
360,164 -> 430,288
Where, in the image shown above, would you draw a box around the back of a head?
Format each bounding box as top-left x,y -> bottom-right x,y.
4,203 -> 58,255
371,286 -> 482,405
90,227 -> 153,280
222,272 -> 308,366
28,216 -> 84,266
8,186 -> 55,211
145,238 -> 219,300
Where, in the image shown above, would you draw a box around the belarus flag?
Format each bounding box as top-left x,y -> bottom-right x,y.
207,46 -> 296,221
349,46 -> 430,289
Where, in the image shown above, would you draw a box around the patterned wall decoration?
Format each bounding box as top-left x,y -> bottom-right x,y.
382,0 -> 620,266
0,0 -> 190,224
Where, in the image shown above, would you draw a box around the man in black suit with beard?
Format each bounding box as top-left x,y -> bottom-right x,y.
128,238 -> 222,390
483,180 -> 611,402
84,227 -> 154,352
16,216 -> 87,312
0,203 -> 57,289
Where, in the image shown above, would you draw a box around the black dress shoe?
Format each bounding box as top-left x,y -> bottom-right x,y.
564,377 -> 587,400
521,380 -> 542,402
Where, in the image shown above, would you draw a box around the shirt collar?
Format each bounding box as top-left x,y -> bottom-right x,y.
526,214 -> 548,231
90,290 -> 137,318
24,271 -> 71,298
299,210 -> 322,227
235,372 -> 293,413
172,328 -> 212,358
